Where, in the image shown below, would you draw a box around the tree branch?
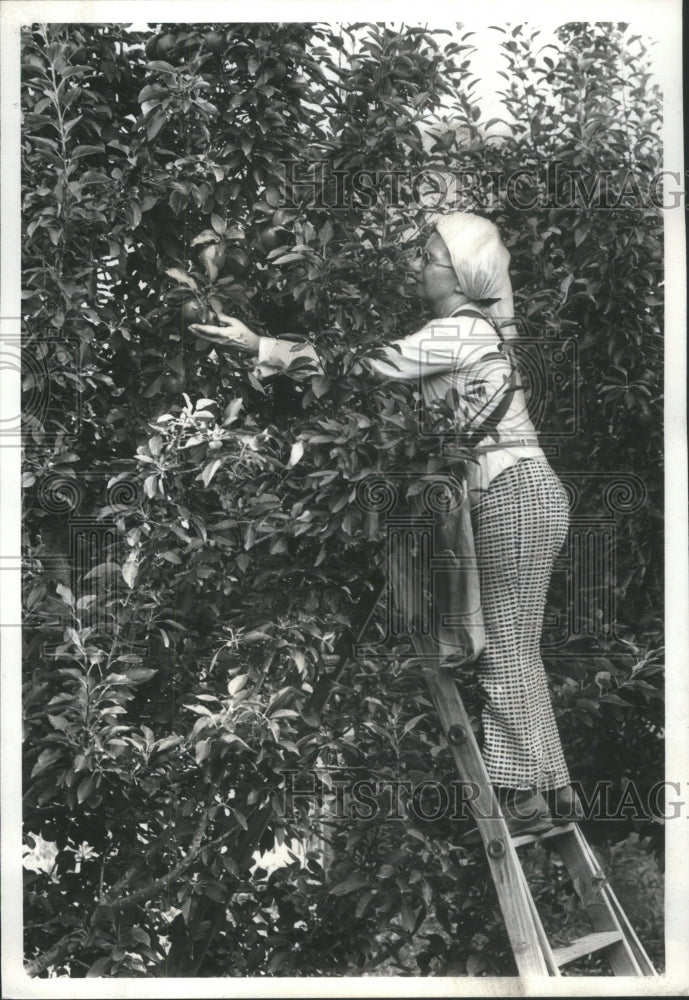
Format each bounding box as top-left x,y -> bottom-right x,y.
25,808 -> 216,977
106,808 -> 211,911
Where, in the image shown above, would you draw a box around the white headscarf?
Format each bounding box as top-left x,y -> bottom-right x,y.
434,213 -> 518,340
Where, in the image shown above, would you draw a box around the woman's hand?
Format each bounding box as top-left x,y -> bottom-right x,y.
189,313 -> 261,355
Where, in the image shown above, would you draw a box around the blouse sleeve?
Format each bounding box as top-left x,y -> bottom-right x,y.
255,316 -> 498,382
362,316 -> 499,381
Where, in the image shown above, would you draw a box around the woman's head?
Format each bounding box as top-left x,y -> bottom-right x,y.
411,230 -> 458,308
426,212 -> 517,338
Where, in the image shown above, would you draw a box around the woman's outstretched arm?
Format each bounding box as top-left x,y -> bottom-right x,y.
189,313 -> 487,382
189,314 -> 323,375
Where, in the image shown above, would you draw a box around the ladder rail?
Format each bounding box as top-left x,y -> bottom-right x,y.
522,866 -> 561,975
572,825 -> 659,977
423,666 -> 553,977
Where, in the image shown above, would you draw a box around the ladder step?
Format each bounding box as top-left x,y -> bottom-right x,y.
511,823 -> 577,849
553,931 -> 624,968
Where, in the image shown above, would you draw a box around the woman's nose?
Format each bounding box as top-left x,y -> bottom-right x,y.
408,253 -> 424,275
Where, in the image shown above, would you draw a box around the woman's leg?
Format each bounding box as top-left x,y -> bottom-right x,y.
473,459 -> 570,792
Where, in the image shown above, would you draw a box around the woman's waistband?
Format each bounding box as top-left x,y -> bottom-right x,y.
473,437 -> 540,453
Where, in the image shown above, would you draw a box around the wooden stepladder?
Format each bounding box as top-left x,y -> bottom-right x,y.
313,575 -> 657,979
423,667 -> 658,977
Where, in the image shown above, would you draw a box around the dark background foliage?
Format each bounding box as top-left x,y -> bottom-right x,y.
21,21 -> 663,977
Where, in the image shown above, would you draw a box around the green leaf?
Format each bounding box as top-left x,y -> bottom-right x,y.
129,927 -> 151,946
287,441 -> 304,468
230,806 -> 248,830
47,714 -> 72,732
330,873 -> 369,895
221,854 -> 240,877
154,735 -> 183,754
126,667 -> 158,683
355,889 -> 374,917
77,773 -> 97,804
599,693 -> 632,708
86,956 -> 111,977
400,898 -> 416,933
223,398 -> 243,425
65,626 -> 84,650
205,883 -> 225,903
185,703 -> 214,717
56,583 -> 75,607
72,143 -> 105,158
31,748 -> 62,778
83,562 -> 121,582
121,552 -> 139,588
228,674 -> 248,696
165,267 -> 199,291
146,110 -> 166,140
144,474 -> 159,499
198,459 -> 223,487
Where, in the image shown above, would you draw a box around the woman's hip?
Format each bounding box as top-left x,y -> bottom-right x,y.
472,458 -> 570,544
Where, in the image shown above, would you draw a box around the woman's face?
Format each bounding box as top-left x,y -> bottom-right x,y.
411,231 -> 459,306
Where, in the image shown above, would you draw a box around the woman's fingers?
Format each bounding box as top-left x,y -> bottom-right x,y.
190,324 -> 227,334
189,324 -> 220,338
189,322 -> 259,354
214,311 -> 242,326
206,310 -> 248,333
189,323 -> 241,343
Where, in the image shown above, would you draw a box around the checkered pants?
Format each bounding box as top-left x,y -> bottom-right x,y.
472,459 -> 570,791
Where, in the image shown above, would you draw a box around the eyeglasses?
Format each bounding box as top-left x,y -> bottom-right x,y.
411,247 -> 455,269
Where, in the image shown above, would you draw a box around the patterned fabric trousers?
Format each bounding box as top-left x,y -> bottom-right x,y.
472,458 -> 570,791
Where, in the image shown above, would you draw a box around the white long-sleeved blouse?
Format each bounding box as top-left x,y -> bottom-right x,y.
255,311 -> 545,503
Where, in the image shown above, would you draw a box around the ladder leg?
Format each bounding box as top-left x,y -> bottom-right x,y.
423,666 -> 552,977
521,863 -> 561,975
549,823 -> 651,974
572,826 -> 658,976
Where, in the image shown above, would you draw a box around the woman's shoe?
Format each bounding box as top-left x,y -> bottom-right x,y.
545,785 -> 584,823
460,788 -> 554,845
499,788 -> 554,837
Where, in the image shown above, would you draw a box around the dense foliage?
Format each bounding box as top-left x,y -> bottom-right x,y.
21,21 -> 663,977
